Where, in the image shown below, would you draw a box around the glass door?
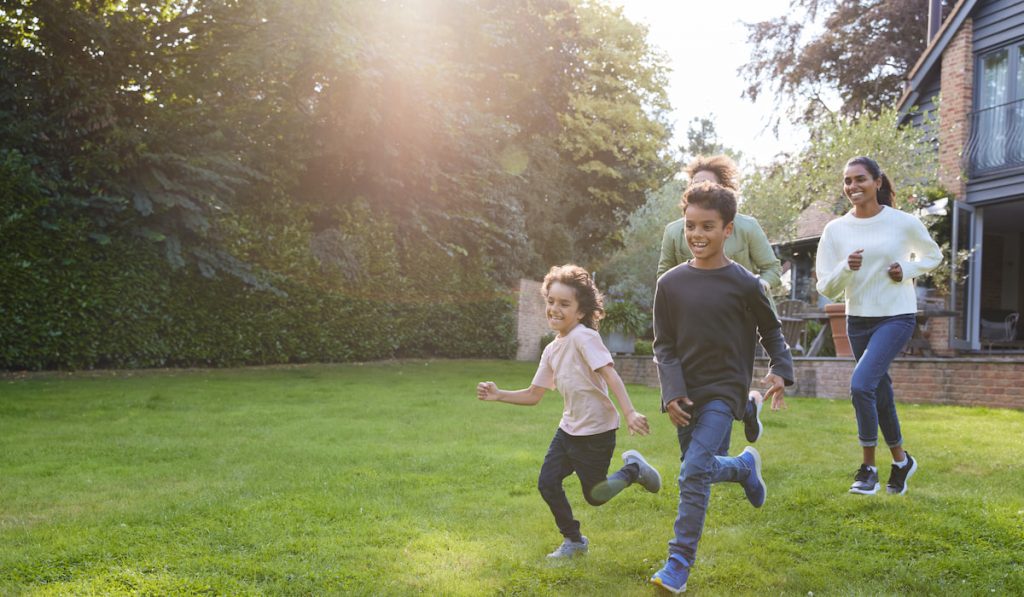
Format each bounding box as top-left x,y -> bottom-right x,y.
951,200 -> 980,350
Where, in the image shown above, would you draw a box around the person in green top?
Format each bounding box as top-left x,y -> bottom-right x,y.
656,154 -> 782,459
657,155 -> 782,295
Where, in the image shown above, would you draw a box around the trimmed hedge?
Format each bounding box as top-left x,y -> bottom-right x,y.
0,156 -> 516,370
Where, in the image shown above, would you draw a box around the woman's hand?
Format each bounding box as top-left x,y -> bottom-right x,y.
847,249 -> 864,271
887,262 -> 903,282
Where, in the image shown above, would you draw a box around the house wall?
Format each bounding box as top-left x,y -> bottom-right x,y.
614,355 -> 1024,410
972,0 -> 1024,52
939,17 -> 973,199
964,0 -> 1024,200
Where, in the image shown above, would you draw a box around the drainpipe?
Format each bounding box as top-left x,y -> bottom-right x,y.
928,0 -> 942,44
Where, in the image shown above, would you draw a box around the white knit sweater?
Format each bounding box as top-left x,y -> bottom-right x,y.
815,206 -> 943,317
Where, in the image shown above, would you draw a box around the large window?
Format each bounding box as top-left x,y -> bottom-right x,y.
968,43 -> 1024,174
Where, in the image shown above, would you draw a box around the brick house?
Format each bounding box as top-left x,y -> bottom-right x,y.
898,0 -> 1024,352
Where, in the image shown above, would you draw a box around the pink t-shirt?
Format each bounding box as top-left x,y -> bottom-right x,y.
532,324 -> 619,436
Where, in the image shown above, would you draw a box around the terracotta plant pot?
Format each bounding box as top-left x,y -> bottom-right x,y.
825,303 -> 854,357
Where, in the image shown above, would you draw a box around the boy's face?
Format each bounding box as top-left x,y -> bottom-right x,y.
684,203 -> 733,267
544,282 -> 583,337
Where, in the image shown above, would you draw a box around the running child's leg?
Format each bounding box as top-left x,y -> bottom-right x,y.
667,400 -> 760,566
537,428 -> 583,542
564,429 -> 622,505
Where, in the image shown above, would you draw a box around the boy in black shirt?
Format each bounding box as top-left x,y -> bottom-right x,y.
650,182 -> 794,594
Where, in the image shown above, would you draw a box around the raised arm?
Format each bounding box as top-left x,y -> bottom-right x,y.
657,220 -> 688,279
597,364 -> 650,436
815,225 -> 853,302
898,217 -> 943,280
746,217 -> 783,290
476,382 -> 545,405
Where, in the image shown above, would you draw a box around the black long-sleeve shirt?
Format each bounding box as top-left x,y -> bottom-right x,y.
653,261 -> 794,420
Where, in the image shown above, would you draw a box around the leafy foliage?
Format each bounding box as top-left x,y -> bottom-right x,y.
0,0 -> 676,367
742,105 -> 939,243
741,0 -> 955,127
597,179 -> 684,310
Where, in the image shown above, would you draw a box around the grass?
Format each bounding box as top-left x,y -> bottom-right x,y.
1,360 -> 1023,596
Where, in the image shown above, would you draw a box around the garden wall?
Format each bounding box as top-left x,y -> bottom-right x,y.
515,279 -> 548,362
616,355 -> 1024,410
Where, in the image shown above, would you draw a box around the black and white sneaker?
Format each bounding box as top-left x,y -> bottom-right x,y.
849,464 -> 880,495
743,392 -> 764,443
886,453 -> 918,495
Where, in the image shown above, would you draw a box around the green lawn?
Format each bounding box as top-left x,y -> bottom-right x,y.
2,361 -> 1023,596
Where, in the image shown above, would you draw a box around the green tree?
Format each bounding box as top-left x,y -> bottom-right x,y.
742,105 -> 939,243
741,0 -> 954,126
597,179 -> 684,310
681,116 -> 743,165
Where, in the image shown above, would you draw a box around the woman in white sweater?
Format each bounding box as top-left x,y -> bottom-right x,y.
815,156 -> 942,497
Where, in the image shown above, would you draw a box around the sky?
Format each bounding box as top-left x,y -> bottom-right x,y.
612,0 -> 806,169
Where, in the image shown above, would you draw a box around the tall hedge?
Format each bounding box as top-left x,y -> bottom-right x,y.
0,153 -> 516,370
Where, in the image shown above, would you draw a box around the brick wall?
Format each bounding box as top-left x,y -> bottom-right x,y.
515,279 -> 548,361
615,355 -> 1024,410
938,18 -> 973,199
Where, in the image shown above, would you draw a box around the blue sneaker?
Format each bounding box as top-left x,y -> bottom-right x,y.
738,446 -> 766,508
650,554 -> 689,594
743,392 -> 764,443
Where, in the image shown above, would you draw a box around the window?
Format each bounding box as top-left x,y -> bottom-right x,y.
970,43 -> 1024,173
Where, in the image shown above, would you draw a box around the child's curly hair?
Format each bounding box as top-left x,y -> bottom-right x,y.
681,181 -> 737,225
541,264 -> 604,331
685,154 -> 740,191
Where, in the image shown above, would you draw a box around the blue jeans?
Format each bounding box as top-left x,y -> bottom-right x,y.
846,314 -> 916,448
669,400 -> 754,565
537,428 -> 636,540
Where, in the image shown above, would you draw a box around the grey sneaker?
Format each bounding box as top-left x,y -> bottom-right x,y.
886,453 -> 918,495
743,392 -> 764,443
849,464 -> 880,495
622,449 -> 662,493
547,536 -> 588,559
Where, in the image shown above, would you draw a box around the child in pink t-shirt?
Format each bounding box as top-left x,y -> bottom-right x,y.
477,264 -> 661,559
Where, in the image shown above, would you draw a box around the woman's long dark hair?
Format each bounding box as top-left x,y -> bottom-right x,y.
846,156 -> 894,207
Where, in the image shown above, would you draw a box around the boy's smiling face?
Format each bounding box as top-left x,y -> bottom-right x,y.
544,281 -> 583,337
684,203 -> 733,268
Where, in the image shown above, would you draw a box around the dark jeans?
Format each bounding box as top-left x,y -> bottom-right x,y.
537,427 -> 635,540
669,399 -> 753,565
847,314 -> 916,448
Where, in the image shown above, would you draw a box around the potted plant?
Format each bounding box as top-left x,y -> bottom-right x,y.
824,302 -> 854,357
601,300 -> 647,354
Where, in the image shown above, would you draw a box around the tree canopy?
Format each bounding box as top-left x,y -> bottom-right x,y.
741,0 -> 954,127
741,105 -> 940,243
1,0 -> 676,289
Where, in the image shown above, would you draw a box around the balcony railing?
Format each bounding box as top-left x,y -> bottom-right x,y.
965,98 -> 1024,176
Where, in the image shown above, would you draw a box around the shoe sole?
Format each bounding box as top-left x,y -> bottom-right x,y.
886,458 -> 918,495
745,397 -> 763,443
740,446 -> 766,508
849,483 -> 880,495
651,576 -> 686,594
623,449 -> 662,493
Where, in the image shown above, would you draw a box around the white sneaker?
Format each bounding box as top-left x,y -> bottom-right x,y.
622,449 -> 662,493
547,536 -> 589,558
